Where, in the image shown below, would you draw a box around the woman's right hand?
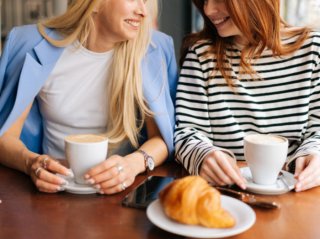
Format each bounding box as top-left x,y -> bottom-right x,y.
27,155 -> 71,193
199,150 -> 247,189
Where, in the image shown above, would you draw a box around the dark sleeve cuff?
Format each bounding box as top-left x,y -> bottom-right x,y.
287,160 -> 296,174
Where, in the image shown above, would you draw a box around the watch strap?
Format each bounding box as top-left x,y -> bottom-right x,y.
137,149 -> 154,172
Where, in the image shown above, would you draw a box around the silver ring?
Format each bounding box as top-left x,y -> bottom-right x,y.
41,157 -> 49,169
116,164 -> 124,174
35,167 -> 42,177
120,182 -> 127,191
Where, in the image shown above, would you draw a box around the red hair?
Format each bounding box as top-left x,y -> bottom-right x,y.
181,0 -> 311,87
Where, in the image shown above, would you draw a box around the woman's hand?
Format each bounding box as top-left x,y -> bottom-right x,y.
85,154 -> 140,194
28,155 -> 71,193
199,150 -> 246,189
84,117 -> 167,195
294,153 -> 320,192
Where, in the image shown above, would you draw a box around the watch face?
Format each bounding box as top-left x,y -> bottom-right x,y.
147,156 -> 155,171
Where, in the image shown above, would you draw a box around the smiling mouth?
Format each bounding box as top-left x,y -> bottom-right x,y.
211,17 -> 230,26
125,20 -> 140,28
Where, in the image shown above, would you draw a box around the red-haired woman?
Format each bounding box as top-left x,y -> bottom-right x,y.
175,0 -> 320,192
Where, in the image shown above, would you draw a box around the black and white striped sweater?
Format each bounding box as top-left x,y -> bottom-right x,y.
175,32 -> 320,175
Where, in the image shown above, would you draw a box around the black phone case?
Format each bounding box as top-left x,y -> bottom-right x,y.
122,176 -> 175,209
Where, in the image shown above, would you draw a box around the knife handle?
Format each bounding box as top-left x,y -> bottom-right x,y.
246,200 -> 280,209
215,186 -> 280,209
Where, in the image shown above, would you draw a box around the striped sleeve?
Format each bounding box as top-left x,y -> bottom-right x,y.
174,48 -> 234,175
288,51 -> 320,166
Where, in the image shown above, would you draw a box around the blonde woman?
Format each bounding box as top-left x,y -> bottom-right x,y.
0,0 -> 177,194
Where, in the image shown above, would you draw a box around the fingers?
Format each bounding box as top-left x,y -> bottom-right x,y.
32,171 -> 65,193
215,154 -> 247,189
296,155 -> 319,180
32,155 -> 70,176
204,155 -> 233,184
294,155 -> 320,192
294,157 -> 306,178
200,163 -> 226,186
30,155 -> 69,193
88,164 -> 126,186
295,170 -> 320,192
98,178 -> 134,195
47,159 -> 71,176
85,155 -> 120,178
200,151 -> 246,189
31,167 -> 66,193
85,155 -> 136,195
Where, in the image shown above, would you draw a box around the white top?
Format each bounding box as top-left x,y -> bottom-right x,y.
175,32 -> 320,175
37,42 -> 113,158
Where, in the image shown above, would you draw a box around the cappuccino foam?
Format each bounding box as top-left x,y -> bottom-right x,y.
65,134 -> 107,143
245,134 -> 286,145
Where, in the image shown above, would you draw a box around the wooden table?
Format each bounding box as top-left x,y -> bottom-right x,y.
1,161 -> 320,239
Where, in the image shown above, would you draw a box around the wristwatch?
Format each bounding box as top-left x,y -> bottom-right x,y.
137,149 -> 155,172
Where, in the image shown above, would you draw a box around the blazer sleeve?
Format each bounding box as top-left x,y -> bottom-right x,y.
0,28 -> 18,133
0,26 -> 45,153
145,31 -> 178,158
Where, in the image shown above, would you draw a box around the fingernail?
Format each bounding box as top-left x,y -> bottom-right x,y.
67,170 -> 74,177
94,184 -> 101,189
296,183 -> 301,190
99,190 -> 104,194
60,180 -> 68,186
84,174 -> 90,179
86,179 -> 95,184
57,186 -> 65,191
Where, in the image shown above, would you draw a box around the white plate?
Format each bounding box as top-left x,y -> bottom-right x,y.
146,197 -> 255,238
241,167 -> 296,195
58,174 -> 98,195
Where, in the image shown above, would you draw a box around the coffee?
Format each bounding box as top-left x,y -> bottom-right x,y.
65,134 -> 106,143
245,134 -> 286,145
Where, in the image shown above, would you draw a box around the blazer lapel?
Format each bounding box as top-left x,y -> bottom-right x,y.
0,35 -> 64,135
142,45 -> 167,105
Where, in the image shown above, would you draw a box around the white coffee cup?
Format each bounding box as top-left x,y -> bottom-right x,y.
65,134 -> 108,185
244,134 -> 288,185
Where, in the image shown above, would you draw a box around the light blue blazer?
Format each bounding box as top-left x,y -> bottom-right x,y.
0,25 -> 178,157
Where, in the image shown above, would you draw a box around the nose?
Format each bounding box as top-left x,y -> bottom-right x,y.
204,0 -> 219,15
135,0 -> 147,17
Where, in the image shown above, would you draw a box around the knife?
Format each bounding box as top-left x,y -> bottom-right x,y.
215,186 -> 280,209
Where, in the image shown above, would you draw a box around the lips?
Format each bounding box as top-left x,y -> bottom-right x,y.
211,16 -> 230,26
125,19 -> 140,28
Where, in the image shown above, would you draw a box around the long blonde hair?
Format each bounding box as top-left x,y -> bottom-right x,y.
182,0 -> 310,87
38,0 -> 158,148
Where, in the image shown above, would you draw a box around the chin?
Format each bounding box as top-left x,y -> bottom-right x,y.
218,31 -> 234,38
114,34 -> 136,43
125,33 -> 139,41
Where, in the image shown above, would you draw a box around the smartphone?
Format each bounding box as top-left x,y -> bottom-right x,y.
122,176 -> 175,209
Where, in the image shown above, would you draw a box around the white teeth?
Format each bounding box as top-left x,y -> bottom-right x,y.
212,17 -> 227,25
125,20 -> 140,27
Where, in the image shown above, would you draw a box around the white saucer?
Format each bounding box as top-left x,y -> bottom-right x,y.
58,174 -> 98,195
241,167 -> 296,195
147,197 -> 255,238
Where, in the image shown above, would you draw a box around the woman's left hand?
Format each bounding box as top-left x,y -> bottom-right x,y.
84,155 -> 140,194
294,153 -> 320,192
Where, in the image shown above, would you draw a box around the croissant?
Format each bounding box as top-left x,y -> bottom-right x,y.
159,176 -> 235,228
